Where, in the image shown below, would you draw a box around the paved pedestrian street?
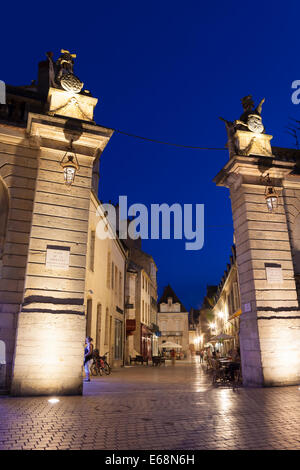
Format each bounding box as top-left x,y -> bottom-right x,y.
0,360 -> 299,450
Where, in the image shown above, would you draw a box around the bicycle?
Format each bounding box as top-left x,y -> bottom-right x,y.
90,350 -> 111,376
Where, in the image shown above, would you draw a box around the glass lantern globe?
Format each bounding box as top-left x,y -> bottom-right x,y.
265,186 -> 278,213
64,166 -> 76,185
60,153 -> 79,186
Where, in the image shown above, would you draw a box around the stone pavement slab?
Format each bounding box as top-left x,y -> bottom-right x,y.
0,360 -> 299,450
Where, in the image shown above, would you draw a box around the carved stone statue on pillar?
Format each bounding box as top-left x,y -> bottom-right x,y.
46,50 -> 97,122
220,95 -> 272,158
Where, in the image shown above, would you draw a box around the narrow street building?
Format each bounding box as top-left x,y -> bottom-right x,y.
205,246 -> 241,355
124,238 -> 158,362
84,192 -> 127,368
157,285 -> 189,357
188,308 -> 201,355
199,285 -> 217,348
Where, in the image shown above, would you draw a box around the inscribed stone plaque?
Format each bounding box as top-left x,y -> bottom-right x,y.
46,245 -> 70,270
265,263 -> 283,283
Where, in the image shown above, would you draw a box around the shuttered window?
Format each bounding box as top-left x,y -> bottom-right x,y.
106,252 -> 111,288
89,231 -> 95,272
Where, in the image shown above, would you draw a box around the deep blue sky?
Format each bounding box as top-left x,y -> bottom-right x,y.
2,1 -> 300,309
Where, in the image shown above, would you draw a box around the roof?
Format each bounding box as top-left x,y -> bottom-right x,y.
158,284 -> 187,312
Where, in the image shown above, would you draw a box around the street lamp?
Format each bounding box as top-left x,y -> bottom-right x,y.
263,174 -> 279,213
60,140 -> 79,186
265,186 -> 279,213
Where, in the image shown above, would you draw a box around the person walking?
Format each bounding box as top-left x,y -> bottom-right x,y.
199,350 -> 204,363
84,336 -> 94,382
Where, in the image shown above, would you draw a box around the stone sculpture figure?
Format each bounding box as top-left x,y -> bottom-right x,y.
54,50 -> 83,94
220,95 -> 265,133
56,50 -> 76,79
235,95 -> 265,134
220,95 -> 266,157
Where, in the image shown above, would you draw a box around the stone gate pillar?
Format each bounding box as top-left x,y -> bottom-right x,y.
214,96 -> 300,386
5,51 -> 114,396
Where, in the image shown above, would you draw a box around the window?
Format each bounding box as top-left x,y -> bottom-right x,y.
106,252 -> 111,288
86,299 -> 92,337
142,300 -> 144,323
227,292 -> 232,317
114,319 -> 123,360
0,340 -> 5,365
119,272 -> 122,306
233,282 -> 239,312
89,231 -> 95,271
96,304 -> 102,350
105,308 -> 109,345
111,262 -> 114,289
229,289 -> 234,316
115,265 -> 118,297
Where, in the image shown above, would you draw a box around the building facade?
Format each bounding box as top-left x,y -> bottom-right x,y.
188,308 -> 201,355
199,285 -> 217,348
157,285 -> 189,356
84,192 -> 127,368
124,239 -> 158,362
205,246 -> 241,355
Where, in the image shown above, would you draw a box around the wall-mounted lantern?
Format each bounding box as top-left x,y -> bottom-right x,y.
60,140 -> 79,186
265,186 -> 279,212
263,174 -> 279,213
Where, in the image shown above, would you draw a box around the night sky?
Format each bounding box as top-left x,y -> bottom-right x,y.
2,1 -> 300,309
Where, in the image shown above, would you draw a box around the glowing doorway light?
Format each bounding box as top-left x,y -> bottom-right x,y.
48,398 -> 60,404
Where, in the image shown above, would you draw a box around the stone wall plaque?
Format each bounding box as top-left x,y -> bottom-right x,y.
46,245 -> 70,270
265,263 -> 283,283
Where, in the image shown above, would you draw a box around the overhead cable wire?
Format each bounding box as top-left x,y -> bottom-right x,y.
113,128 -> 227,150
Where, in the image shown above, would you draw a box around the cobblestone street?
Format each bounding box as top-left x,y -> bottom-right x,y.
0,360 -> 299,450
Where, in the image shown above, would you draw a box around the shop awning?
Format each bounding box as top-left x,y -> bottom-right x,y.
210,333 -> 235,342
160,341 -> 182,349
